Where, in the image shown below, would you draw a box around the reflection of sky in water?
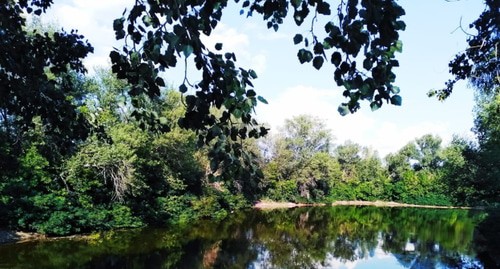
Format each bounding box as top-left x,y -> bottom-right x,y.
250,234 -> 481,269
251,243 -> 405,269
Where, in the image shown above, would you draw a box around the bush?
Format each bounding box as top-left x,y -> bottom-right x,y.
266,180 -> 300,202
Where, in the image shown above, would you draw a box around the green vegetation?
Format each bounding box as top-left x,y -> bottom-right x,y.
261,118 -> 482,206
0,68 -> 255,235
0,0 -> 498,236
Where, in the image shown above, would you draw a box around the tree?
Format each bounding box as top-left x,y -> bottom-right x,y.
430,0 -> 498,100
6,1 -> 493,181
263,115 -> 338,201
0,1 -> 93,152
281,115 -> 332,161
334,141 -> 362,182
111,0 -> 406,121
384,135 -> 452,205
411,134 -> 443,170
105,0 -> 409,172
263,115 -> 332,176
330,142 -> 390,200
439,136 -> 479,205
470,93 -> 500,204
386,134 -> 442,177
428,0 -> 499,205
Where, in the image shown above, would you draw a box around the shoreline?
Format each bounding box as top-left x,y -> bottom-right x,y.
252,201 -> 327,209
0,201 -> 476,245
254,200 -> 474,210
0,230 -> 47,245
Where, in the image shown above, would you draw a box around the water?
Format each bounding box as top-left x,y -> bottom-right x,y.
1,206 -> 498,268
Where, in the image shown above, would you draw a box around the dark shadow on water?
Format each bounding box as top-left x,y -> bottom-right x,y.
0,206 -> 496,268
0,230 -> 21,245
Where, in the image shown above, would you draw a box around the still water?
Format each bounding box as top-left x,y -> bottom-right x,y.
1,206 -> 499,268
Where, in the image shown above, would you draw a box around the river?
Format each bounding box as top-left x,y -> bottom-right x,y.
1,206 -> 499,268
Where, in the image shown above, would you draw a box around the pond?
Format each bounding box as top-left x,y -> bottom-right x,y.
1,206 -> 499,268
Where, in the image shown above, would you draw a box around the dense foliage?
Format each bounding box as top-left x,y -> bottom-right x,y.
0,67 -> 257,235
261,117 -> 471,206
0,0 -> 498,236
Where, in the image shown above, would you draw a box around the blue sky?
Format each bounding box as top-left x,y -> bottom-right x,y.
44,0 -> 485,157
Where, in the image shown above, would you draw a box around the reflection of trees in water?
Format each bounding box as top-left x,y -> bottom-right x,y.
473,209 -> 500,268
227,207 -> 483,268
0,207 -> 488,268
201,207 -> 484,268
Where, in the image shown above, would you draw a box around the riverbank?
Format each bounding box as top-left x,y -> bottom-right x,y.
0,230 -> 46,245
253,201 -> 326,209
0,201 -> 474,244
254,200 -> 473,210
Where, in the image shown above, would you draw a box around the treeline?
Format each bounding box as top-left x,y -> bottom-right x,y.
260,115 -> 497,206
0,70 -> 258,235
1,68 -> 498,236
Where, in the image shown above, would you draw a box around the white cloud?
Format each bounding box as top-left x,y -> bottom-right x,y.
203,24 -> 249,51
255,85 -> 374,142
202,23 -> 267,74
44,0 -> 133,72
45,2 -> 268,75
256,85 -> 467,157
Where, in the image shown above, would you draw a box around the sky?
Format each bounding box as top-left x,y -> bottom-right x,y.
43,0 -> 486,157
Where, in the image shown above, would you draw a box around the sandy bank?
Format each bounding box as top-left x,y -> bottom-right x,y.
331,200 -> 472,209
253,201 -> 326,209
253,200 -> 472,210
0,230 -> 46,245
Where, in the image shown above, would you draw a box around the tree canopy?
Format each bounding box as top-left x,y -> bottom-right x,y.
3,0 -> 494,156
110,0 -> 405,136
429,0 -> 498,100
1,0 -> 93,153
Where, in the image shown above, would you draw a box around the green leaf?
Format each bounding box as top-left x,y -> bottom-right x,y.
360,83 -> 372,97
179,84 -> 188,93
363,58 -> 373,70
395,40 -> 403,53
313,56 -> 324,70
113,17 -> 125,31
317,2 -> 331,15
370,102 -> 381,111
390,86 -> 400,94
155,77 -> 165,87
232,108 -> 242,118
390,95 -> 402,106
325,22 -> 340,35
159,117 -> 168,125
394,20 -> 406,31
293,34 -> 303,45
257,96 -> 268,104
142,15 -> 152,26
249,69 -> 258,79
113,18 -> 125,39
298,49 -> 313,64
215,43 -> 223,50
331,52 -> 341,66
130,51 -> 140,66
338,104 -> 350,116
183,45 -> 193,57
246,89 -> 256,97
